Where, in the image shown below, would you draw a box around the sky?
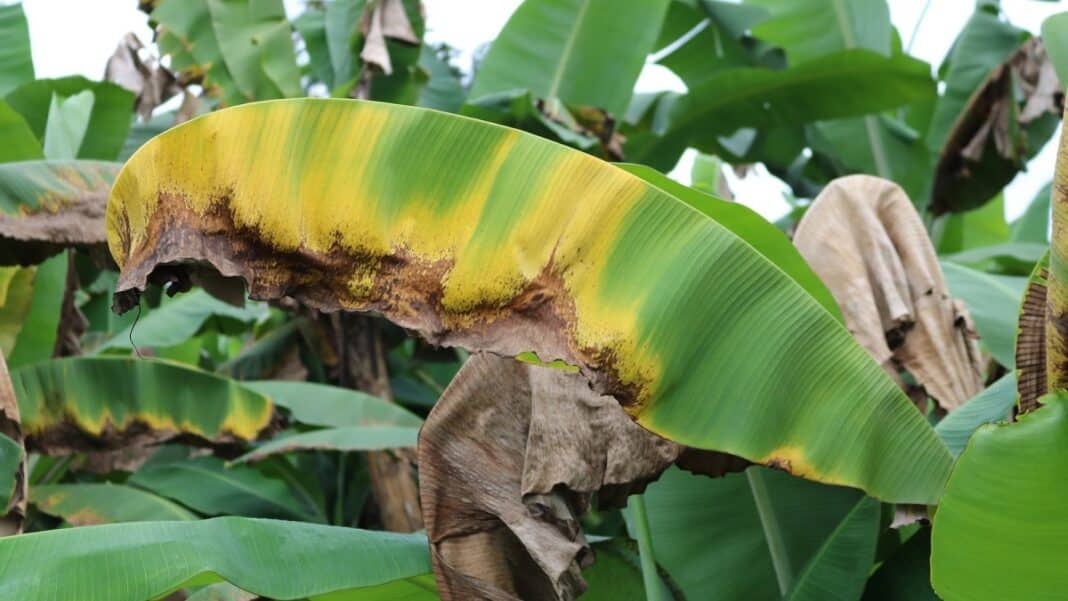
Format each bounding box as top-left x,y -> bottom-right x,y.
8,0 -> 1066,221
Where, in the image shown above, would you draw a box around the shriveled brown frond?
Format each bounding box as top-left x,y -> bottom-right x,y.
794,175 -> 984,411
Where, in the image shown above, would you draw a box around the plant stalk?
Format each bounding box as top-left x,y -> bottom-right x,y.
630,495 -> 664,601
1047,116 -> 1068,391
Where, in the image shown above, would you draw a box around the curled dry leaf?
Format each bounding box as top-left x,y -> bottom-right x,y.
0,160 -> 120,266
359,0 -> 420,76
794,175 -> 984,411
932,36 -> 1064,214
104,33 -> 181,121
419,353 -> 678,601
0,353 -> 25,536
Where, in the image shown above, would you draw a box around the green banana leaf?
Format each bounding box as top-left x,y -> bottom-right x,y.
931,392 -> 1068,600
934,374 -> 1016,457
5,253 -> 64,367
674,50 -> 935,152
627,465 -> 872,599
129,456 -> 320,522
233,426 -> 419,464
244,380 -> 423,428
10,357 -> 274,451
0,4 -> 33,97
5,77 -> 134,160
98,289 -> 267,351
0,517 -> 432,601
106,98 -> 951,503
468,0 -> 672,116
0,100 -> 41,163
862,529 -> 938,600
1010,182 -> 1052,243
31,482 -> 198,524
1044,11 -> 1068,82
941,261 -> 1026,367
747,0 -> 892,64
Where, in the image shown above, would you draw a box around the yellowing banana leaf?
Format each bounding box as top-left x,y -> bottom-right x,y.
106,98 -> 951,503
11,357 -> 273,453
31,482 -> 197,525
0,517 -> 432,601
931,392 -> 1068,600
0,160 -> 119,265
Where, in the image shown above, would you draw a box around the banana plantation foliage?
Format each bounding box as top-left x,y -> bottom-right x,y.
0,0 -> 1066,599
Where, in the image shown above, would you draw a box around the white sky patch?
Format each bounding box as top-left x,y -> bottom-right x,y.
7,0 -> 1062,221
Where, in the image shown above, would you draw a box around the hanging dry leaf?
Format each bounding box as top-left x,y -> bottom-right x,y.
0,353 -> 26,536
359,0 -> 420,76
420,354 -> 679,601
104,33 -> 181,121
932,36 -> 1064,214
794,175 -> 984,411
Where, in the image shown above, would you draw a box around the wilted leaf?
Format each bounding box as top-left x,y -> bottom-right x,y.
104,32 -> 181,121
794,175 -> 984,410
931,37 -> 1063,214
0,160 -> 119,265
359,0 -> 419,76
0,353 -> 25,535
31,482 -> 197,525
11,357 -> 274,453
419,354 -> 679,600
106,99 -> 953,504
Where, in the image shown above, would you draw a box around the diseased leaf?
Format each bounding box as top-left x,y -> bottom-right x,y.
106,99 -> 953,504
419,354 -> 679,600
469,0 -> 672,116
31,482 -> 197,525
0,353 -> 25,535
0,160 -> 119,266
931,37 -> 1063,214
931,392 -> 1068,600
11,357 -> 274,453
794,175 -> 984,410
0,517 -> 433,601
129,456 -> 316,521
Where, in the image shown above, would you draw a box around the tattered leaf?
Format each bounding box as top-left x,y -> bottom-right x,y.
0,160 -> 119,265
107,99 -> 953,504
104,32 -> 181,121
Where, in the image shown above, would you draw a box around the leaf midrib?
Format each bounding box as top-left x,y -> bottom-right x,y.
545,0 -> 591,101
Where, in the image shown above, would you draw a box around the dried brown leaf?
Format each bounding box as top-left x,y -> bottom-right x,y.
419,354 -> 679,601
0,353 -> 25,536
359,0 -> 419,76
105,33 -> 181,121
794,175 -> 984,411
1017,264 -> 1047,413
932,37 -> 1064,214
0,190 -> 110,267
